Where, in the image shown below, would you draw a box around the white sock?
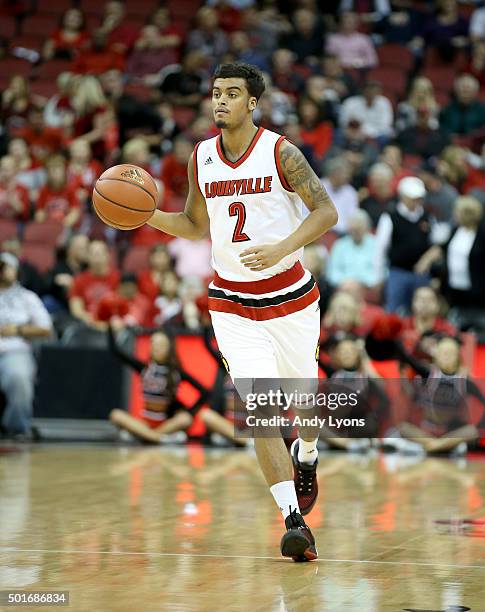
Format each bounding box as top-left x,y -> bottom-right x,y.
298,437 -> 318,464
270,480 -> 300,520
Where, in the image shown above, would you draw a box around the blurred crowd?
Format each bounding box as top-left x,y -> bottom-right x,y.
1,0 -> 485,449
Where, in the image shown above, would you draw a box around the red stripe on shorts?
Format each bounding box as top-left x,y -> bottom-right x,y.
213,261 -> 305,295
208,283 -> 319,321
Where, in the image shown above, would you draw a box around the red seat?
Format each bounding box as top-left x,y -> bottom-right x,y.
11,33 -> 44,52
377,44 -> 414,71
23,221 -> 63,246
124,83 -> 154,102
0,57 -> 32,77
79,0 -> 105,15
36,59 -> 73,79
21,244 -> 55,274
37,0 -> 75,16
125,0 -> 157,12
0,220 -> 19,244
435,89 -> 450,108
30,79 -> 58,98
0,16 -> 16,39
122,246 -> 151,273
172,106 -> 196,128
21,15 -> 56,37
421,67 -> 456,93
368,67 -> 407,97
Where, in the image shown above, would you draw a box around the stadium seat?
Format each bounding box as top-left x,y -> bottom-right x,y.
11,33 -> 43,52
36,60 -> 73,79
122,246 -> 151,273
79,0 -> 105,16
125,0 -> 158,13
23,220 -> 63,246
21,15 -> 56,37
124,83 -> 154,102
0,219 -> 19,243
37,0 -> 75,16
20,243 -> 55,274
377,44 -> 413,72
172,106 -> 196,128
0,57 -> 32,77
0,15 -> 16,39
421,67 -> 456,93
368,67 -> 407,97
30,79 -> 59,98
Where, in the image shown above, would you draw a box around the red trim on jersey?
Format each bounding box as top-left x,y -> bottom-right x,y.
216,127 -> 264,169
208,283 -> 319,321
275,136 -> 295,193
192,141 -> 203,196
213,261 -> 305,295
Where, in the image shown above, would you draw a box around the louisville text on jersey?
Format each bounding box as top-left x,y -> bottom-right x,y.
204,176 -> 273,199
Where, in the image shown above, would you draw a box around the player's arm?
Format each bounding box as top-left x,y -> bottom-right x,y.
147,152 -> 209,241
240,141 -> 338,271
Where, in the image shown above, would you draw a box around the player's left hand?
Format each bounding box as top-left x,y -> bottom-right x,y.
239,244 -> 287,271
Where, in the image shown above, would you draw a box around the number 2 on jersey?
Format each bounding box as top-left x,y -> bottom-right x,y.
229,201 -> 250,242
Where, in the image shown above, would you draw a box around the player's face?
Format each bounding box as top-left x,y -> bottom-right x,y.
212,78 -> 256,129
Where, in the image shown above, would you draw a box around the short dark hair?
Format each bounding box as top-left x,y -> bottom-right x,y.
213,63 -> 265,100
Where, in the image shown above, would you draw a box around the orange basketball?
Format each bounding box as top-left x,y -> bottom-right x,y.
92,164 -> 158,230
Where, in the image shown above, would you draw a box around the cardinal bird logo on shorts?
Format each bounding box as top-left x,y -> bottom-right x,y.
120,167 -> 145,185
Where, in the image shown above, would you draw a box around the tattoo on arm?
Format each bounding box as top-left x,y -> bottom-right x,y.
279,141 -> 332,211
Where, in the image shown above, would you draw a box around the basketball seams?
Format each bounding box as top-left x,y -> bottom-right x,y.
97,177 -> 158,208
94,201 -> 148,230
93,186 -> 155,214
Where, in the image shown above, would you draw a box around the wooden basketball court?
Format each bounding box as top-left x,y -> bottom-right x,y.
1,444 -> 485,611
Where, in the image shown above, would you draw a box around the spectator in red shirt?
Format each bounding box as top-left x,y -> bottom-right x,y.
72,30 -> 125,76
43,8 -> 90,61
70,76 -> 115,161
298,97 -> 333,161
150,7 -> 182,59
160,136 -> 192,200
16,107 -> 65,162
380,145 -> 412,194
403,286 -> 456,338
1,75 -> 42,133
35,155 -> 81,228
0,155 -> 30,221
67,139 -> 103,204
96,272 -> 152,328
7,138 -> 45,200
137,244 -> 173,302
99,0 -> 139,56
69,239 -> 120,330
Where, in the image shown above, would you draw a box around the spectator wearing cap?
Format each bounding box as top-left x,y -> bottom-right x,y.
320,157 -> 359,234
375,177 -> 437,312
440,75 -> 485,137
340,81 -> 393,142
327,210 -> 378,288
0,253 -> 52,437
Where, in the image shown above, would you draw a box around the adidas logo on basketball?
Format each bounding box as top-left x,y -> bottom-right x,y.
204,157 -> 213,165
120,167 -> 145,185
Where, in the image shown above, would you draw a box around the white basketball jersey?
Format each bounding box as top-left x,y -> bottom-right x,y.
194,127 -> 305,282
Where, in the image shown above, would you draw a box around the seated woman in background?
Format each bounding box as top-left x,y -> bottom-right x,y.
108,323 -> 206,443
43,8 -> 90,61
395,77 -> 440,133
395,335 -> 485,456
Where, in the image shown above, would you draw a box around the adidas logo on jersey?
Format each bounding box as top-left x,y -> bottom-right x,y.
204,157 -> 213,165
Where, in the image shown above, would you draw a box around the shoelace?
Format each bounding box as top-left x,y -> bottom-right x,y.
297,466 -> 315,494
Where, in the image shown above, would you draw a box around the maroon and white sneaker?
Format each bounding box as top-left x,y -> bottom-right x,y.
280,508 -> 318,562
291,439 -> 318,516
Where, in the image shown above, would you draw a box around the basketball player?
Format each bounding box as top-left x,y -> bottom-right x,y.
147,64 -> 338,561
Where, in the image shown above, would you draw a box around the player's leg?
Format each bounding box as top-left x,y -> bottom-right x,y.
210,310 -> 317,560
262,302 -> 321,515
